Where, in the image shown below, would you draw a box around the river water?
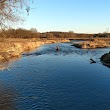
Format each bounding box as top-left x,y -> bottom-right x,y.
0,41 -> 110,110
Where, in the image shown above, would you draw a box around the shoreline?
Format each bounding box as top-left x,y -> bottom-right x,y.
0,39 -> 69,62
72,39 -> 110,49
0,38 -> 109,70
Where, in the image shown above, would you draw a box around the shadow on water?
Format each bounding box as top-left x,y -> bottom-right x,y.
0,82 -> 16,110
0,58 -> 21,71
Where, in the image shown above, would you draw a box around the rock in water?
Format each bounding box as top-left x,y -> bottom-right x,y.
100,53 -> 110,67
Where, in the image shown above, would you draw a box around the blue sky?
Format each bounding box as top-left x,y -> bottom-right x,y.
20,0 -> 110,33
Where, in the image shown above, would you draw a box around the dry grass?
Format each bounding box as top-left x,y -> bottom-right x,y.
73,38 -> 110,49
0,38 -> 69,62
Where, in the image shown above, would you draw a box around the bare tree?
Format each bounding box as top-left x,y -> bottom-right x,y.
0,0 -> 32,28
103,27 -> 110,38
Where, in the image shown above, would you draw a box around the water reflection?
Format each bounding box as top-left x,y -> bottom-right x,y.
0,58 -> 20,71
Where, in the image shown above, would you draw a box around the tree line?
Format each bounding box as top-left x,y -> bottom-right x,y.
0,28 -> 109,39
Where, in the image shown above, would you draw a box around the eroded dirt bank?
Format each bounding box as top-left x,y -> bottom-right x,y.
72,39 -> 110,49
0,39 -> 69,62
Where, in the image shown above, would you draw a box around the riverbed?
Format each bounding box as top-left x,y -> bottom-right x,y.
0,41 -> 110,110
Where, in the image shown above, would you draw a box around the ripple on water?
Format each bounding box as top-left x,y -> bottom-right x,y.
0,42 -> 110,110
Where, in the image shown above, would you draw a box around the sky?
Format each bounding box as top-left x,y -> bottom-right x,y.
19,0 -> 110,33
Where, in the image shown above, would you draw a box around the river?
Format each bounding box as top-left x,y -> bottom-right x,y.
0,41 -> 110,110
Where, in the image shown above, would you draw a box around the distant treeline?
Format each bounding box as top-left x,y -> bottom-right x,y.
0,28 -> 110,39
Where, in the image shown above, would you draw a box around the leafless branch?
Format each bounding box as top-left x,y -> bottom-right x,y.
0,0 -> 32,28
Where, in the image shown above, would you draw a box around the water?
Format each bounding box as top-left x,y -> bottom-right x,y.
0,42 -> 110,110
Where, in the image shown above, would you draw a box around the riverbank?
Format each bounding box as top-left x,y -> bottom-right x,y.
0,38 -> 69,62
72,39 -> 110,49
